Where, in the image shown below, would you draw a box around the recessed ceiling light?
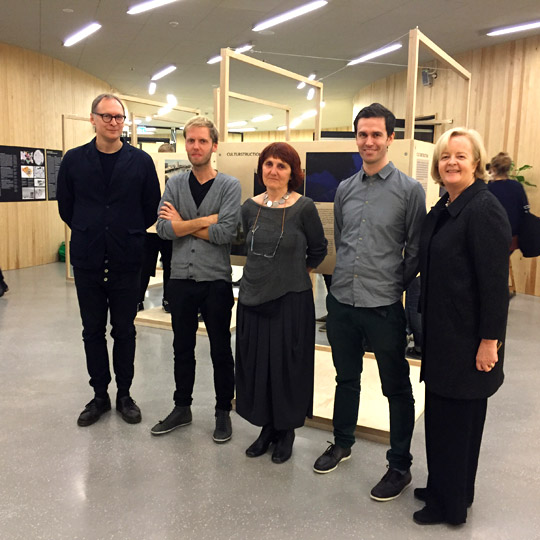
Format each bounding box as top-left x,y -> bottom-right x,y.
62,8 -> 74,13
166,94 -> 178,106
277,126 -> 287,131
347,43 -> 402,66
251,114 -> 273,122
127,0 -> 178,15
253,1 -> 328,32
487,20 -> 540,36
63,22 -> 102,47
151,65 -> 176,81
145,116 -> 153,122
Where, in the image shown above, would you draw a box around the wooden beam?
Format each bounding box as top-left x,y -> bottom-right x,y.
118,94 -> 200,115
405,29 -> 420,141
225,49 -> 323,88
228,91 -> 291,111
417,29 -> 471,80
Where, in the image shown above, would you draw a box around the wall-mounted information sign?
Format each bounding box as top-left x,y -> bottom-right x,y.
0,145 -> 62,202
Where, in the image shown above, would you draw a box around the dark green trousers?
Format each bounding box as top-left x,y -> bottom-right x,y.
326,292 -> 414,471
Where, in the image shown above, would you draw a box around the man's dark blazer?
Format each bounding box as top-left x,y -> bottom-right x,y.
57,138 -> 161,272
419,179 -> 511,400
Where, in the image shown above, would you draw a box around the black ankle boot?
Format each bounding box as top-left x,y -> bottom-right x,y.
246,425 -> 277,457
271,429 -> 295,464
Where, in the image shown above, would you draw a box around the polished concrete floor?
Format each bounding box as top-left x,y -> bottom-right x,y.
0,262 -> 539,540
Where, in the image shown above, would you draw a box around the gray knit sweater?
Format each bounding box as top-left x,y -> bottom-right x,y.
156,171 -> 241,282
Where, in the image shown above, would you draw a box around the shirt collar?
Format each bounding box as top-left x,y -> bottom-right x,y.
359,161 -> 395,182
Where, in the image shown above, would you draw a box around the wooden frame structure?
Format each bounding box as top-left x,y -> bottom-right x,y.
405,28 -> 471,139
217,48 -> 324,142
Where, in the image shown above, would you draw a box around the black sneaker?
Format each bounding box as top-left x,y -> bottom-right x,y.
370,467 -> 412,501
116,396 -> 142,424
162,299 -> 171,313
151,406 -> 192,435
213,409 -> 232,443
77,396 -> 111,426
0,280 -> 8,297
313,442 -> 351,474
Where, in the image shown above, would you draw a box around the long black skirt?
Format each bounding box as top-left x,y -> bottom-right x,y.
235,289 -> 315,431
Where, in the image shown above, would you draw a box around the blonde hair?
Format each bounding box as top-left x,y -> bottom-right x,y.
183,116 -> 218,144
431,127 -> 488,186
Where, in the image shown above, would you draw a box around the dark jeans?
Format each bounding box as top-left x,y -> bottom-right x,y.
405,276 -> 422,346
326,292 -> 415,470
73,266 -> 140,395
424,390 -> 487,524
168,279 -> 235,411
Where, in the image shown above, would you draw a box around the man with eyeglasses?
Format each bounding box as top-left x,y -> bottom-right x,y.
57,93 -> 161,428
151,116 -> 241,444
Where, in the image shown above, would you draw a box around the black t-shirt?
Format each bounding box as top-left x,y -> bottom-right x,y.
97,146 -> 122,185
189,171 -> 215,208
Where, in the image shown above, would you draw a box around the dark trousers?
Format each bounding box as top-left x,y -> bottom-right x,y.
73,267 -> 140,395
326,292 -> 415,470
424,389 -> 487,525
405,276 -> 422,346
168,279 -> 235,411
139,233 -> 172,303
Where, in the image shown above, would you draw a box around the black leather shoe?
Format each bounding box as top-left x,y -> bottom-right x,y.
413,506 -> 444,525
246,425 -> 278,457
77,396 -> 111,426
271,429 -> 295,464
313,442 -> 351,473
116,396 -> 142,424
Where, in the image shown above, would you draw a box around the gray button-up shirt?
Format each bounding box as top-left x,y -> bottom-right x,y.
330,161 -> 426,308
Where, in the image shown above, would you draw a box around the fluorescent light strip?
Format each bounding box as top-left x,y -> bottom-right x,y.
253,1 -> 328,32
251,114 -> 273,122
297,73 -> 316,90
229,127 -> 257,132
63,22 -> 102,47
166,94 -> 178,106
347,43 -> 402,66
127,0 -> 178,15
148,82 -> 157,95
487,20 -> 540,36
306,88 -> 315,100
208,44 -> 253,64
227,121 -> 248,128
151,65 -> 176,81
207,55 -> 222,65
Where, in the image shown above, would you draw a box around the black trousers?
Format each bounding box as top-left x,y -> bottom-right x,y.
138,233 -> 172,303
168,279 -> 235,411
424,389 -> 488,525
73,266 -> 140,395
326,292 -> 415,471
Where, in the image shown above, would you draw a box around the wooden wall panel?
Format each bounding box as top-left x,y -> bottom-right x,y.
352,35 -> 540,295
0,42 -> 112,270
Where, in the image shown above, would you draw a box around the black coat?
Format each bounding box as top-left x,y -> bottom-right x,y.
419,179 -> 511,399
57,138 -> 161,271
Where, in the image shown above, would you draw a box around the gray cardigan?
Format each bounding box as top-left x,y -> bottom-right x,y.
156,171 -> 241,282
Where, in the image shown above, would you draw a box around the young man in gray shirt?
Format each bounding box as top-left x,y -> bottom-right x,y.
151,116 -> 241,443
313,103 -> 426,501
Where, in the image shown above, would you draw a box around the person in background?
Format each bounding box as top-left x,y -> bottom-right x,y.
137,142 -> 174,312
235,142 -> 327,464
487,151 -> 529,253
151,116 -> 241,444
415,128 -> 510,525
57,93 -> 161,427
0,267 -> 8,297
312,103 -> 426,504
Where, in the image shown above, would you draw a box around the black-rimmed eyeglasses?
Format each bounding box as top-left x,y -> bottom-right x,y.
250,205 -> 286,259
93,112 -> 126,124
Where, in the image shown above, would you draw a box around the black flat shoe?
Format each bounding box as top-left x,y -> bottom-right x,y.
246,425 -> 277,457
413,506 -> 444,525
271,429 -> 295,464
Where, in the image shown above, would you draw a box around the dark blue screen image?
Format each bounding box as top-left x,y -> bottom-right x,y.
305,152 -> 363,202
